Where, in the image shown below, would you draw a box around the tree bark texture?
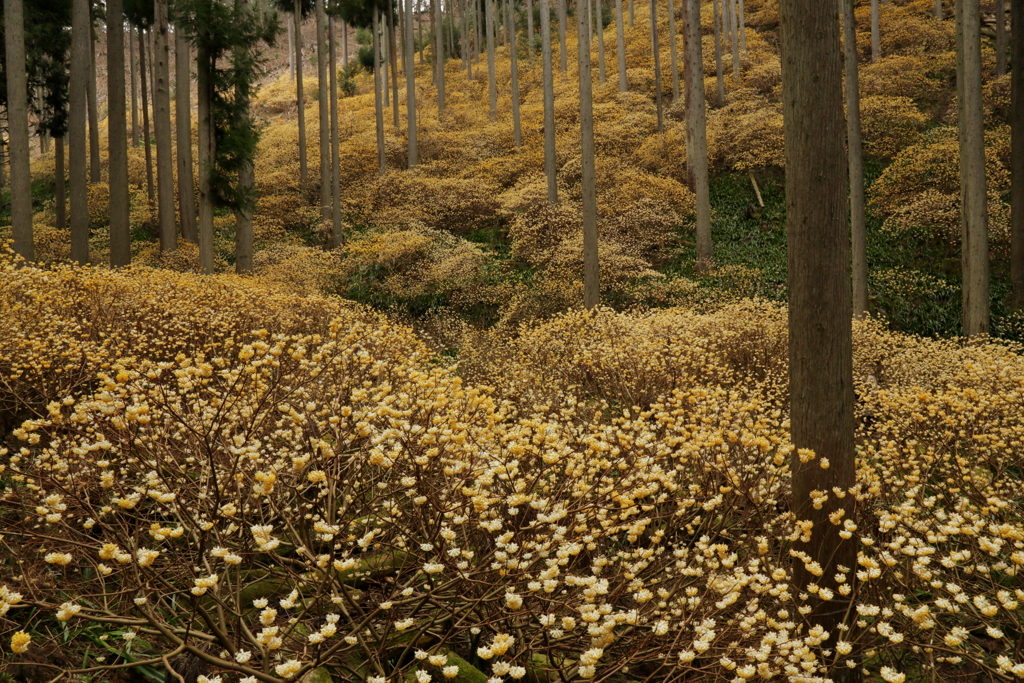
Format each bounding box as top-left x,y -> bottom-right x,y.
713,0 -> 725,105
870,0 -> 880,62
995,0 -> 1006,77
140,30 -> 156,207
295,1 -> 309,189
558,0 -> 567,72
153,0 -> 177,253
316,0 -> 331,221
175,28 -> 198,244
405,0 -> 418,166
1011,0 -> 1024,309
596,0 -> 606,83
541,0 -> 558,202
487,0 -> 498,119
88,14 -> 101,183
779,0 -> 858,674
130,27 -> 139,147
108,0 -> 131,266
196,44 -> 215,273
56,136 -> 67,232
684,0 -> 712,271
235,0 -> 254,274
70,0 -> 90,263
436,0 -> 446,112
509,0 -> 522,146
329,14 -> 342,247
616,0 -> 627,91
373,9 -> 387,174
843,0 -> 868,317
649,0 -> 663,132
667,0 -> 678,101
957,0 -> 990,336
4,0 -> 33,260
578,0 -> 599,310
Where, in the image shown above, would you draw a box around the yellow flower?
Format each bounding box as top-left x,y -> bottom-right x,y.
10,631 -> 31,653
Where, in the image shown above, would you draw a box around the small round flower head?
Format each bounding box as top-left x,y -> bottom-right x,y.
10,631 -> 31,653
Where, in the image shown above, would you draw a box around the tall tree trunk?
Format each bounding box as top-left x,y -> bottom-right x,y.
713,0 -> 725,105
1011,0 -> 1024,309
390,0 -> 400,128
870,0 -> 880,62
295,1 -> 308,190
558,0 -> 567,73
628,0 -> 633,27
288,14 -> 295,81
153,0 -> 176,253
578,0 -> 599,310
650,0 -> 663,133
737,0 -> 745,53
405,0 -> 419,166
196,44 -> 215,273
343,20 -> 349,68
596,0 -> 606,83
487,0 -> 498,119
684,0 -> 711,271
108,0 -> 131,266
779,0 -> 857,674
70,0 -> 90,264
88,13 -> 101,183
843,0 -> 867,317
528,0 -> 534,50
329,14 -> 342,247
175,28 -> 197,244
616,0 -> 627,91
509,0 -> 522,145
730,0 -> 740,74
935,0 -> 942,19
667,0 -> 678,101
541,0 -> 558,202
130,27 -> 140,147
235,0 -> 254,273
436,0 -> 446,113
374,9 -> 387,174
140,30 -> 156,208
316,0 -> 330,221
995,0 -> 1006,77
56,137 -> 67,232
418,0 -> 425,64
957,0 -> 989,336
4,0 -> 33,261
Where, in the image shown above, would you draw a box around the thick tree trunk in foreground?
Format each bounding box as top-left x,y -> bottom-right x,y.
4,0 -> 33,261
108,0 -> 131,266
578,0 -> 599,310
779,0 -> 858,675
197,44 -> 216,274
957,0 -> 989,336
88,18 -> 101,183
175,29 -> 198,244
70,0 -> 90,264
1011,0 -> 1024,309
684,0 -> 711,272
154,0 -> 177,253
288,14 -> 295,80
843,0 -> 867,317
295,1 -> 309,190
541,0 -> 558,203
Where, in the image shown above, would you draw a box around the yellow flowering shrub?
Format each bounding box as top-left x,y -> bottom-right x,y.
3,261 -> 1022,683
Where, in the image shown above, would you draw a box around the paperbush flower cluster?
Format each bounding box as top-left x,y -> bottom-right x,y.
1,256 -> 1022,683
